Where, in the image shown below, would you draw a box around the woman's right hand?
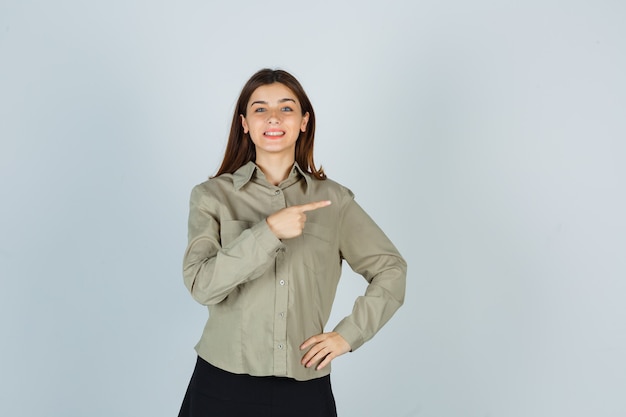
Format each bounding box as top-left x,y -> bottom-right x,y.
266,200 -> 331,240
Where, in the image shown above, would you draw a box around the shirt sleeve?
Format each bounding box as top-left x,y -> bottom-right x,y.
183,184 -> 284,305
332,190 -> 407,351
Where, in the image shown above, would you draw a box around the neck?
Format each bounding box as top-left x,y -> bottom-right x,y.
255,154 -> 295,186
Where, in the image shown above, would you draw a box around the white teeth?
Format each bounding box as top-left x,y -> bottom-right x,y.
265,131 -> 284,136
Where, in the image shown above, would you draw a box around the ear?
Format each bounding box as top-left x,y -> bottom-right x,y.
300,112 -> 310,132
241,114 -> 249,134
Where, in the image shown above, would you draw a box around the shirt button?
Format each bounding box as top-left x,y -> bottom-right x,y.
279,280 -> 285,286
278,343 -> 284,350
274,189 -> 281,195
279,312 -> 285,318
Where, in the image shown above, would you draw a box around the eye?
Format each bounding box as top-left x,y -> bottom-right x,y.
254,107 -> 266,113
281,106 -> 293,112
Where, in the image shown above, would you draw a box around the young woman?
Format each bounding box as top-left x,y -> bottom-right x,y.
178,69 -> 407,417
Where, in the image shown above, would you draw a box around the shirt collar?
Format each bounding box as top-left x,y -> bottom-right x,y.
232,161 -> 311,191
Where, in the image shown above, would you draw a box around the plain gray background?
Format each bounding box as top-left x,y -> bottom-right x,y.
1,1 -> 625,416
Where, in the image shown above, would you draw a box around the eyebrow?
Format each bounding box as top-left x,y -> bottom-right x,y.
249,98 -> 297,106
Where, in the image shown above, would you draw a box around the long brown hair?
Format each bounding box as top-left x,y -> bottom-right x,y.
213,69 -> 326,180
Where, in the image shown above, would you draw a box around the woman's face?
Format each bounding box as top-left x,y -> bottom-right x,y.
241,82 -> 309,161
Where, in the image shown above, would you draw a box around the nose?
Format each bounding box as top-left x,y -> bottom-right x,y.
267,108 -> 281,124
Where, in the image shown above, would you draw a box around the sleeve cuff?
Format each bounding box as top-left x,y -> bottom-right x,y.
333,318 -> 365,352
250,220 -> 284,255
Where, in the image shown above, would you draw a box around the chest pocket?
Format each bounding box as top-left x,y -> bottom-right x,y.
220,220 -> 253,247
302,222 -> 337,273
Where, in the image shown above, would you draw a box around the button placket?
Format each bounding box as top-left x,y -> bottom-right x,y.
273,242 -> 289,375
270,186 -> 286,213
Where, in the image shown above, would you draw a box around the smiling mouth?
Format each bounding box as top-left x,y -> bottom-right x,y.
264,131 -> 285,137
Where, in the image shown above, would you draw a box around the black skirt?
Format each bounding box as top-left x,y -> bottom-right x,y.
178,356 -> 338,417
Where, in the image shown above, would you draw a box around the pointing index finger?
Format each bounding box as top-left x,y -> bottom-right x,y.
298,200 -> 332,213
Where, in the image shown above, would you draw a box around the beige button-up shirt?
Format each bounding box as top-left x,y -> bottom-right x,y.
183,161 -> 406,381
